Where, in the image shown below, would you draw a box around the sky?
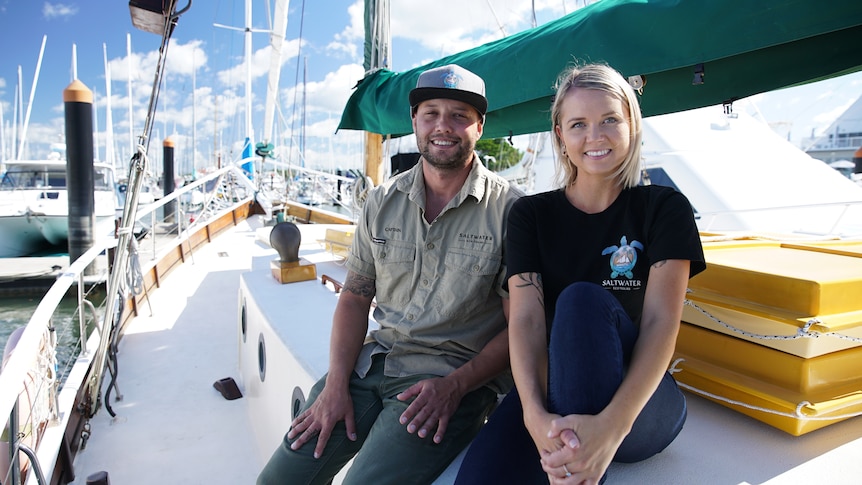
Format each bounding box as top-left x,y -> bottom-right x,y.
1,0 -> 861,175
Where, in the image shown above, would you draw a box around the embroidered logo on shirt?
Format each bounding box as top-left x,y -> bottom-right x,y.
457,232 -> 493,244
601,235 -> 643,291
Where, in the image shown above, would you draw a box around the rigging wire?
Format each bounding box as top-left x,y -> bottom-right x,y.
287,0 -> 307,167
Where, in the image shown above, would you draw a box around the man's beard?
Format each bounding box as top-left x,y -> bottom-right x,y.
418,136 -> 474,171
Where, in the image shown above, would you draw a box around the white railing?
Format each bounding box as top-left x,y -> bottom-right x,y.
0,238 -> 114,485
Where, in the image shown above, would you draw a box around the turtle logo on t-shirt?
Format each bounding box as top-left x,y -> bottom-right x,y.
601,235 -> 643,279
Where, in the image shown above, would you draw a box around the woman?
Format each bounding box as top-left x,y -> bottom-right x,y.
454,63 -> 705,484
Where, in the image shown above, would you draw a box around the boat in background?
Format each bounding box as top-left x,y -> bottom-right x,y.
0,152 -> 118,258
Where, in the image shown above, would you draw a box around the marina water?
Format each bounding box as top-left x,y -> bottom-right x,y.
0,293 -> 95,386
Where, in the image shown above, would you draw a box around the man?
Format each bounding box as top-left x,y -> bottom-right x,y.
258,64 -> 521,485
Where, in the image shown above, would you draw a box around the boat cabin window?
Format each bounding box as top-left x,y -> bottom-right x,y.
0,170 -> 44,189
94,167 -> 114,190
47,171 -> 67,188
0,166 -> 113,190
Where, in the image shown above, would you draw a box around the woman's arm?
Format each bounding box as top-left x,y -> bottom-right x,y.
508,272 -> 561,454
602,258 -> 690,433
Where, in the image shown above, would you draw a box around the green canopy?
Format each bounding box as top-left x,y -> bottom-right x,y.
338,0 -> 862,138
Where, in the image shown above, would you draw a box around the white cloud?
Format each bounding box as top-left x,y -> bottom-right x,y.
387,0 -> 555,65
218,45 -> 276,87
43,2 -> 78,20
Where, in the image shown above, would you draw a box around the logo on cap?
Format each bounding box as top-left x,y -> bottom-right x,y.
442,70 -> 461,89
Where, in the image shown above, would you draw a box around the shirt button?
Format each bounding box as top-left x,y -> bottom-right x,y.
422,279 -> 429,286
407,313 -> 415,321
426,243 -> 435,250
472,264 -> 481,272
380,251 -> 386,259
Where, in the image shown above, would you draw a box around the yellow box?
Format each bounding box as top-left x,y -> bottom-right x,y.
684,238 -> 862,357
673,323 -> 862,435
691,240 -> 862,315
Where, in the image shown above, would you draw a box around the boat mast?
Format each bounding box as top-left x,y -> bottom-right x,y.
192,49 -> 197,175
128,33 -> 135,166
18,35 -> 47,160
301,56 -> 307,166
262,0 -> 290,148
0,97 -> 5,167
244,0 -> 253,145
72,43 -> 78,80
363,0 -> 391,185
12,70 -> 20,160
104,43 -> 115,168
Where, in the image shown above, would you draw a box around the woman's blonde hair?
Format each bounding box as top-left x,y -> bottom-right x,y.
550,63 -> 643,189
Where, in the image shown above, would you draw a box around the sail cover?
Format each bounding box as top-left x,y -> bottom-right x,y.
338,0 -> 862,138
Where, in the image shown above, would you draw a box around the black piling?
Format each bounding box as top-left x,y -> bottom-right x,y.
163,137 -> 176,223
63,80 -> 96,272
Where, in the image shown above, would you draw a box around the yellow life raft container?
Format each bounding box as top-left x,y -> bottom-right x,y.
673,236 -> 862,435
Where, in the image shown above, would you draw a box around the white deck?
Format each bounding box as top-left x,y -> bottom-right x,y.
69,216 -> 862,484
69,217 -> 268,484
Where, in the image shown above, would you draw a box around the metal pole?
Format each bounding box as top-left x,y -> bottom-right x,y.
9,400 -> 20,485
78,273 -> 87,354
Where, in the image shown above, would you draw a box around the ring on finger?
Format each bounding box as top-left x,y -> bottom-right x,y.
563,464 -> 572,478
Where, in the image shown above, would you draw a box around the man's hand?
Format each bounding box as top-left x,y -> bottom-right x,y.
396,377 -> 465,444
288,384 -> 357,459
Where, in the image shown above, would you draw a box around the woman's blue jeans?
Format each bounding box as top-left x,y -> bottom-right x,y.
454,282 -> 686,484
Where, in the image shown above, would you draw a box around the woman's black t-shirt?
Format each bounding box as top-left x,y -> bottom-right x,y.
506,185 -> 706,328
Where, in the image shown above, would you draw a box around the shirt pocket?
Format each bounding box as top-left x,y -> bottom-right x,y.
371,240 -> 416,306
436,248 -> 502,318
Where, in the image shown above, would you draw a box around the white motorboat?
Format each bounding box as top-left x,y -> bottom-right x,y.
0,155 -> 118,257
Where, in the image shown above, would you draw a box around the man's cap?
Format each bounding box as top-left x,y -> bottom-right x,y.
409,64 -> 487,116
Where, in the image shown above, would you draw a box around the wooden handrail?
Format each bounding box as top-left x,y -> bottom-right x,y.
321,274 -> 343,293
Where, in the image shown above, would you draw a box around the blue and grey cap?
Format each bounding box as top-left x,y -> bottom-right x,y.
409,64 -> 487,117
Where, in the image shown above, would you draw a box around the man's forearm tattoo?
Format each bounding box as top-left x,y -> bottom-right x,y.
343,271 -> 376,298
515,272 -> 544,308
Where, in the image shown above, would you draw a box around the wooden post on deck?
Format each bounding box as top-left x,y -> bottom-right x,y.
365,132 -> 384,186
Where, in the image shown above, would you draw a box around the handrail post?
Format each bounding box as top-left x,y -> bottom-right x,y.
151,208 -> 156,259
9,400 -> 20,485
78,273 -> 87,354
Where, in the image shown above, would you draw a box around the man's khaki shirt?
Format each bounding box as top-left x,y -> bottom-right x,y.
347,157 -> 521,393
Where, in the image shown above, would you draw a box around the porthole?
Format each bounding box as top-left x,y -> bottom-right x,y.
240,300 -> 248,343
258,333 -> 267,382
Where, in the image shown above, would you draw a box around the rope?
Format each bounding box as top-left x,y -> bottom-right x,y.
125,235 -> 145,296
351,175 -> 374,209
668,358 -> 862,422
683,297 -> 862,344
